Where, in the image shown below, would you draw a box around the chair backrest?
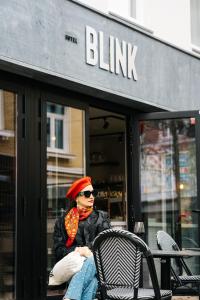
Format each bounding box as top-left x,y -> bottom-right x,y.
157,231 -> 180,252
92,229 -> 161,299
157,230 -> 192,277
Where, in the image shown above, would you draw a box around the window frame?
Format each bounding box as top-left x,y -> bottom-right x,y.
47,106 -> 69,154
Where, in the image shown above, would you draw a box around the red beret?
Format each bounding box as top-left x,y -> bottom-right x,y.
66,176 -> 92,200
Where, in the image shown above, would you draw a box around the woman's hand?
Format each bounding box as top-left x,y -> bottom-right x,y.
75,246 -> 93,257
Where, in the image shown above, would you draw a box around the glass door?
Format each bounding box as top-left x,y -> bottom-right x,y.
46,102 -> 85,297
137,111 -> 200,273
0,90 -> 17,300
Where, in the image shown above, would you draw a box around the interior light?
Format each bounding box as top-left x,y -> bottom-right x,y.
51,136 -> 56,141
179,183 -> 184,190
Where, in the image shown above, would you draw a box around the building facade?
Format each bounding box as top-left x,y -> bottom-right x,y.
0,1 -> 200,299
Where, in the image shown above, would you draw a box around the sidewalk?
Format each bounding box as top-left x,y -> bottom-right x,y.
172,297 -> 198,300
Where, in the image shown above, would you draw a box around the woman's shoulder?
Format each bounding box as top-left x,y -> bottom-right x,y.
93,209 -> 111,230
93,209 -> 109,220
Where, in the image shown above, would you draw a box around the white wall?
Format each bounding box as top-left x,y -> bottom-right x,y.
79,0 -> 131,16
79,0 -> 192,51
143,0 -> 191,50
108,0 -> 131,17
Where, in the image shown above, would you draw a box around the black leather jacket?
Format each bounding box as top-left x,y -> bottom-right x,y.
53,209 -> 111,262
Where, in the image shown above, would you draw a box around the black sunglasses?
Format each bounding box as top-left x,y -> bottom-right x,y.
77,190 -> 98,198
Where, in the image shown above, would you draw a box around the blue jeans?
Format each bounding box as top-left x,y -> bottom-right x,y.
64,256 -> 98,300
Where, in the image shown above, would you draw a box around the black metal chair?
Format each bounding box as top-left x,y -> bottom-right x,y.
92,228 -> 172,300
157,230 -> 200,298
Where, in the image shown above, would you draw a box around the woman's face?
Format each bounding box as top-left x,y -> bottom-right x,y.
75,184 -> 95,209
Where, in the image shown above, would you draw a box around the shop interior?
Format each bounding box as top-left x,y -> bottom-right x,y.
89,107 -> 127,228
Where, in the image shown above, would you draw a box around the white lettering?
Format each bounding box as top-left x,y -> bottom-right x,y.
128,43 -> 138,81
99,31 -> 109,71
86,26 -> 98,66
115,39 -> 127,77
85,26 -> 138,81
109,36 -> 115,73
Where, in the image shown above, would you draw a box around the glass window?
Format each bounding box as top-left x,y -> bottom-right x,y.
46,104 -> 85,297
140,118 -> 199,273
89,107 -> 127,229
47,103 -> 64,115
0,90 -> 4,130
0,90 -> 16,300
190,0 -> 200,47
47,103 -> 68,153
55,119 -> 63,149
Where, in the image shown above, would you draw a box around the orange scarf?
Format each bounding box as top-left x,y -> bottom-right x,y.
65,207 -> 93,248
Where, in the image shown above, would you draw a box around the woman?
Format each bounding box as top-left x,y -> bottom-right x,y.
53,176 -> 111,300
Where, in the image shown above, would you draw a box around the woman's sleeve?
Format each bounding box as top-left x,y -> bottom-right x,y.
53,217 -> 75,262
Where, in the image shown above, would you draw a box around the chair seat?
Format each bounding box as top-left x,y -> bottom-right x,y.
178,275 -> 200,283
107,287 -> 172,300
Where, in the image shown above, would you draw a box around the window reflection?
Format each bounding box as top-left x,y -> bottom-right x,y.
47,103 -> 68,153
140,118 -> 199,273
0,90 -> 16,300
46,103 -> 85,296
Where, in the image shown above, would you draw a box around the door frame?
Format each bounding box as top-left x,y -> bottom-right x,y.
0,72 -> 33,300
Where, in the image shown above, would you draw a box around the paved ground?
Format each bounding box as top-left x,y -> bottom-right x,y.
172,297 -> 198,300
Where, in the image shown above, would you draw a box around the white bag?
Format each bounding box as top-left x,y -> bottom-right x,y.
48,251 -> 86,285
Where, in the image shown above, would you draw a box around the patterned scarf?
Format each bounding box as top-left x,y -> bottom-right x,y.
65,207 -> 93,248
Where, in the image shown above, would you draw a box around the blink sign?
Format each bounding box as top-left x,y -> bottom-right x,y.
85,26 -> 138,81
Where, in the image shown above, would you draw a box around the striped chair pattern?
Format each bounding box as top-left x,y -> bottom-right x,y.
92,228 -> 172,300
157,230 -> 200,299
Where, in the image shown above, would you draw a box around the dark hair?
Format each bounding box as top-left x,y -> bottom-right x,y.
69,200 -> 77,209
